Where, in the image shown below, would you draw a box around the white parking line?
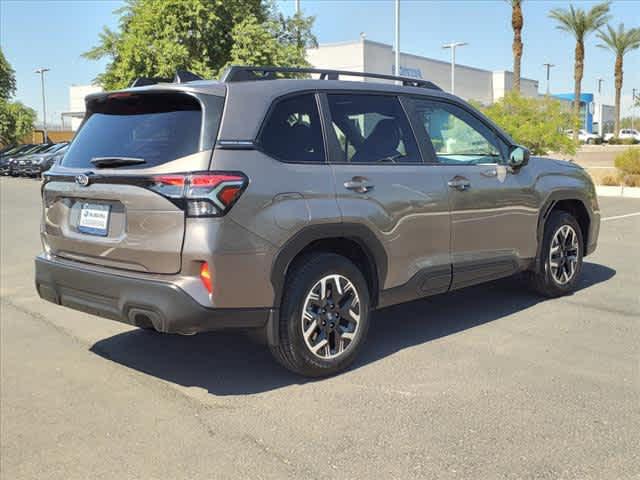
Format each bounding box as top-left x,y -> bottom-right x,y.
601,212 -> 640,221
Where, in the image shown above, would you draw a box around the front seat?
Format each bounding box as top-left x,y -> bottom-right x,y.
351,119 -> 401,163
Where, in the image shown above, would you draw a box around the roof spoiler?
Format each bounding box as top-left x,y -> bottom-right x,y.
220,65 -> 442,90
129,70 -> 203,88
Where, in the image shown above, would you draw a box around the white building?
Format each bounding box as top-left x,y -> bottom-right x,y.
65,84 -> 104,131
306,39 -> 540,104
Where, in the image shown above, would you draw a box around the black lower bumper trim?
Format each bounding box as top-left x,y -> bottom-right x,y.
35,255 -> 272,334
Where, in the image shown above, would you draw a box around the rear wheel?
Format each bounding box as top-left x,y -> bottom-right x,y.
528,211 -> 583,297
270,253 -> 370,377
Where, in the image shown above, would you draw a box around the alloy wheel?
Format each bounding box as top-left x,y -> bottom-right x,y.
301,274 -> 361,359
549,224 -> 579,285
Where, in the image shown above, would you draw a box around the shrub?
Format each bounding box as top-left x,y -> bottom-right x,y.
477,92 -> 577,156
614,147 -> 640,175
600,174 -> 620,186
622,174 -> 640,187
609,137 -> 639,145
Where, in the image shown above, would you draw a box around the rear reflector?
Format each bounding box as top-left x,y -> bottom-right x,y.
200,262 -> 213,294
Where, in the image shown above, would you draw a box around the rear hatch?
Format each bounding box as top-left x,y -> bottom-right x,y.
42,89 -> 224,274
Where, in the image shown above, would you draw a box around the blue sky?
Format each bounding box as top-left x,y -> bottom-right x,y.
1,0 -> 639,126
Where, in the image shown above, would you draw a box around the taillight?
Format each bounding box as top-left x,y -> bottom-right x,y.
149,172 -> 247,217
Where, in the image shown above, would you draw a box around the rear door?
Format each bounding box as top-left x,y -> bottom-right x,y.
324,92 -> 451,301
42,91 -> 224,274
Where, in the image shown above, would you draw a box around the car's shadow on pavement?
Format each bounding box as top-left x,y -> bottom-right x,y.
90,262 -> 615,395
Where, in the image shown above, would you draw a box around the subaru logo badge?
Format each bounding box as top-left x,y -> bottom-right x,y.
75,174 -> 90,187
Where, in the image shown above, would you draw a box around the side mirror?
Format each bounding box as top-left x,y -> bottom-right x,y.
508,146 -> 530,169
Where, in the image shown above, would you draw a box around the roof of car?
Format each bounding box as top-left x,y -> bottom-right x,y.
85,75 -> 514,146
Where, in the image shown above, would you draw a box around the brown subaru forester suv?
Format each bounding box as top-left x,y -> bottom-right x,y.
36,66 -> 600,377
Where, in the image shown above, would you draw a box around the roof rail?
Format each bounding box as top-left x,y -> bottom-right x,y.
220,65 -> 442,90
129,69 -> 204,88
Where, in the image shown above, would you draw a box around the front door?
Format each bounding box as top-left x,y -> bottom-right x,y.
409,98 -> 539,290
323,93 -> 452,304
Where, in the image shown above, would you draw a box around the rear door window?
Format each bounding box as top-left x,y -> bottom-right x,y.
62,93 -> 204,169
326,94 -> 421,164
259,93 -> 325,163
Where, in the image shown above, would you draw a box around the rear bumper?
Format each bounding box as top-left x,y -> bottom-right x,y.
35,254 -> 273,334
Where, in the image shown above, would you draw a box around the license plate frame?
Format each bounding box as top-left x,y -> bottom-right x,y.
78,202 -> 111,236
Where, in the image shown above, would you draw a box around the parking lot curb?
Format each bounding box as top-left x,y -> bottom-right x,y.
596,186 -> 640,198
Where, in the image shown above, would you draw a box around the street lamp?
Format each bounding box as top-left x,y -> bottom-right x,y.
633,88 -> 637,130
442,42 -> 467,95
596,77 -> 604,136
34,67 -> 50,143
543,63 -> 555,95
395,0 -> 400,81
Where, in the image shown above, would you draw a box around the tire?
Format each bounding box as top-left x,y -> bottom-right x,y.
270,253 -> 371,377
527,211 -> 583,297
587,138 -> 595,145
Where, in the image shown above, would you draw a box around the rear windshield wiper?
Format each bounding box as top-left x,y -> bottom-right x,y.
90,156 -> 146,168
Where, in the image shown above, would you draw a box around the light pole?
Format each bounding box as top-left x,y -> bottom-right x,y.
543,63 -> 555,95
394,0 -> 400,83
295,0 -> 300,14
633,88 -> 637,131
596,78 -> 604,136
442,41 -> 467,95
35,67 -> 50,143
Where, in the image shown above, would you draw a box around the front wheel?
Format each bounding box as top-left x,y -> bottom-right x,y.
270,253 -> 370,377
527,211 -> 583,297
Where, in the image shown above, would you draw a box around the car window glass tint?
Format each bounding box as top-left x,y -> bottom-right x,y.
412,100 -> 503,165
62,93 -> 205,169
260,94 -> 324,163
327,94 -> 420,164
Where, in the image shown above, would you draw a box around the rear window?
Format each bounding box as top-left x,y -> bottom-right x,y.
63,93 -> 203,169
259,93 -> 325,163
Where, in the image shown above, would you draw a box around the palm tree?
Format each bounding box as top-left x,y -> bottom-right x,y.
597,24 -> 640,136
509,0 -> 524,93
549,2 -> 610,141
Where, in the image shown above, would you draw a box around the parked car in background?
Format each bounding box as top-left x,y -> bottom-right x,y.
566,129 -> 601,144
19,143 -> 69,177
0,144 -> 19,156
0,144 -> 45,176
618,129 -> 640,142
11,144 -> 56,176
604,129 -> 640,143
35,66 -> 601,377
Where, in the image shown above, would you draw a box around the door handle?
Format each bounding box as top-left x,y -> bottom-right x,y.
344,176 -> 374,194
447,176 -> 471,191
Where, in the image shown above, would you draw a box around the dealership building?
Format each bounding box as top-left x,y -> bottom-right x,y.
306,38 -> 540,104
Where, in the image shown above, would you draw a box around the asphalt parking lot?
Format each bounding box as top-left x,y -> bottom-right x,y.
1,177 -> 639,479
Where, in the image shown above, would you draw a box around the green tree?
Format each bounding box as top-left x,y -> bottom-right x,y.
84,0 -> 266,89
548,2 -> 610,141
0,48 -> 16,101
478,92 -> 577,156
84,0 -> 316,90
222,12 -> 317,74
0,48 -> 36,146
0,100 -> 37,146
596,23 -> 640,136
508,0 -> 524,93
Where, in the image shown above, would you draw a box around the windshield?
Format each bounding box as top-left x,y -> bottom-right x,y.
62,93 -> 203,169
42,143 -> 68,155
